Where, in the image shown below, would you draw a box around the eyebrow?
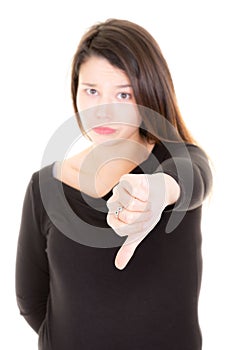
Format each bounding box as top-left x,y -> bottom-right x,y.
80,83 -> 132,88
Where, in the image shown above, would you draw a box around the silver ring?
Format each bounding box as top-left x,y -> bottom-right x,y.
115,206 -> 123,219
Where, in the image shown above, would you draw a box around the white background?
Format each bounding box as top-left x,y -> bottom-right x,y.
0,0 -> 232,349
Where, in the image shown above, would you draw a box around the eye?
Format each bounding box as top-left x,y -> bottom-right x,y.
86,88 -> 98,96
117,92 -> 132,100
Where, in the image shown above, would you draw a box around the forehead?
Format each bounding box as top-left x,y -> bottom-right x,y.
79,56 -> 130,83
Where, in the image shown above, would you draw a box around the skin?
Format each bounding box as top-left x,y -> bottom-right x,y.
76,55 -> 144,146
61,56 -> 180,269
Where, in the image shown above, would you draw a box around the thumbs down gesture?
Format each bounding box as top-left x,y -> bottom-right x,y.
106,173 -> 180,270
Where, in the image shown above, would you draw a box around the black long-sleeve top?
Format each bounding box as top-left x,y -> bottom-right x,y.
15,141 -> 212,350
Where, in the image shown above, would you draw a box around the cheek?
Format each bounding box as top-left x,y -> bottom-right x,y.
121,107 -> 142,127
111,103 -> 141,126
76,92 -> 87,111
76,89 -> 98,111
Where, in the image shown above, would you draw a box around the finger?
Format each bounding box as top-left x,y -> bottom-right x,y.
106,187 -> 122,214
114,233 -> 146,270
120,174 -> 149,202
114,184 -> 151,212
106,212 -> 146,237
117,207 -> 152,225
107,181 -> 151,214
106,212 -> 127,237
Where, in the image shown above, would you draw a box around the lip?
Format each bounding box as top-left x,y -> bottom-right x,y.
93,127 -> 117,135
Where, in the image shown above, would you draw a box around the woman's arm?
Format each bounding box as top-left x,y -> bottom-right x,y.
107,142 -> 212,269
153,143 -> 213,211
15,175 -> 50,333
162,172 -> 181,206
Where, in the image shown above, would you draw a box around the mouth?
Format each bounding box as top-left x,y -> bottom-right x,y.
93,127 -> 117,135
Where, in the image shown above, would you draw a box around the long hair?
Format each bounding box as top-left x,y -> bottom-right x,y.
71,18 -> 195,144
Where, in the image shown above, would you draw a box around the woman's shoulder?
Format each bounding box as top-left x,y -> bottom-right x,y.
25,146 -> 92,194
155,140 -> 205,157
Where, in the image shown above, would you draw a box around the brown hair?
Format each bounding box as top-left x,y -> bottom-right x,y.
71,18 -> 194,144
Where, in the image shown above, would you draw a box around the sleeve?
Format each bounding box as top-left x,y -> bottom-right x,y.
15,173 -> 50,333
154,143 -> 213,211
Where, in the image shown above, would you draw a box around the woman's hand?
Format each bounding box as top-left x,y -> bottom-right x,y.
106,173 -> 180,270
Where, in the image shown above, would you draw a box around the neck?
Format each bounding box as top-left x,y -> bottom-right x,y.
73,137 -> 155,198
90,137 -> 151,168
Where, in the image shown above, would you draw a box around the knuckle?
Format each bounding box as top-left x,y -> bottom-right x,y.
121,211 -> 134,224
127,198 -> 137,211
112,185 -> 119,196
127,212 -> 135,224
132,189 -> 140,198
106,201 -> 114,211
120,211 -> 128,223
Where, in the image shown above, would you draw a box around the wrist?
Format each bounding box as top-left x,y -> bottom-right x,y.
150,172 -> 181,207
163,173 -> 180,206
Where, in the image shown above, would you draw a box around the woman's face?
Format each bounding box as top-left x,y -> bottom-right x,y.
76,55 -> 142,145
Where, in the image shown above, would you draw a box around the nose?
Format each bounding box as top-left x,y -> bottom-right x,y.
95,103 -> 113,122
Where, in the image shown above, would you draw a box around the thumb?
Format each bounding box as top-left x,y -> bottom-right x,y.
114,234 -> 145,270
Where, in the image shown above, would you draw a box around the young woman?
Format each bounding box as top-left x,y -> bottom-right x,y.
16,19 -> 212,350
